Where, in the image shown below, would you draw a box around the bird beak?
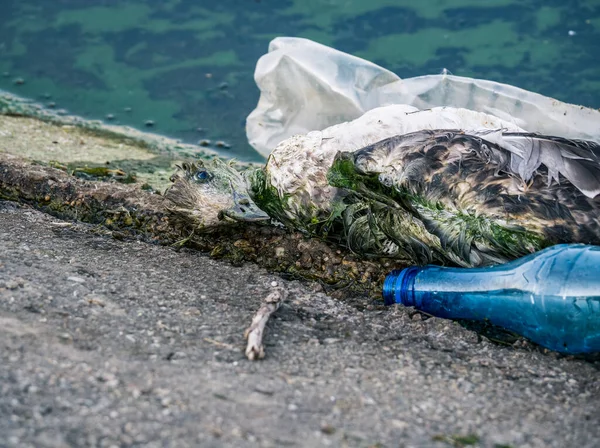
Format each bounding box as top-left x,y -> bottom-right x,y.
222,182 -> 270,222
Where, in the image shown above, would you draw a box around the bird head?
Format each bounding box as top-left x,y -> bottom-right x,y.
165,158 -> 269,231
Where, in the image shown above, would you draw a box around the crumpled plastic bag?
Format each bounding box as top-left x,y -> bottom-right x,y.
246,37 -> 600,158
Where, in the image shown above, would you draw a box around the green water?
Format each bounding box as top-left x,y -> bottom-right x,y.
1,0 -> 599,161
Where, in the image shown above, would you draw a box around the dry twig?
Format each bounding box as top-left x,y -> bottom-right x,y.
244,288 -> 287,360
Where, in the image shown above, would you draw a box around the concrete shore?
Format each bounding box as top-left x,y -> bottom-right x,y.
1,98 -> 599,447
1,202 -> 599,447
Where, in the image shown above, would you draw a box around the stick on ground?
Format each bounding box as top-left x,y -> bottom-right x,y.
244,288 -> 287,360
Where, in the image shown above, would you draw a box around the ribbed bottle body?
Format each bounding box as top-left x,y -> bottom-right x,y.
383,245 -> 600,353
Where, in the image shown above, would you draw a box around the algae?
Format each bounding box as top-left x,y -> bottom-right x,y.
1,1 -> 598,161
0,91 -> 228,191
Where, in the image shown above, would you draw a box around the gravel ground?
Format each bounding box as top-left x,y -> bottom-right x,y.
0,200 -> 598,448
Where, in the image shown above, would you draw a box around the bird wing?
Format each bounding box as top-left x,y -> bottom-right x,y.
349,129 -> 600,199
328,129 -> 600,266
472,130 -> 600,198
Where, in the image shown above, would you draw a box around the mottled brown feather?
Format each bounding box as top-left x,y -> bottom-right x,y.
345,130 -> 600,264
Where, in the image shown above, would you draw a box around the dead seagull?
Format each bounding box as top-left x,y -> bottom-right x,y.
165,104 -> 600,359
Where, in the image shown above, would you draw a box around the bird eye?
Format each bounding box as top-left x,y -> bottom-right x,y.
195,169 -> 211,182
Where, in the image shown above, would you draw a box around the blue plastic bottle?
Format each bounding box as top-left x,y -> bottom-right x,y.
383,244 -> 600,353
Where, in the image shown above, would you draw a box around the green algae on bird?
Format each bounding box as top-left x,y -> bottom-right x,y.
166,104 -> 600,268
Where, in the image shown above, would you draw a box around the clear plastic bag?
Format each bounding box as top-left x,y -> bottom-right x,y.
246,37 -> 600,157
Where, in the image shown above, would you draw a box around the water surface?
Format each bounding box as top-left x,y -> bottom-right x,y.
1,0 -> 598,160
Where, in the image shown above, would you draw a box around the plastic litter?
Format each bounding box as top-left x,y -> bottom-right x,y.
383,244 -> 600,354
247,37 -> 600,157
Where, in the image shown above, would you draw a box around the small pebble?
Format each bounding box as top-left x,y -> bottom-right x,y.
4,280 -> 20,290
270,281 -> 278,287
67,276 -> 86,283
320,423 -> 336,435
58,333 -> 73,343
169,351 -> 187,360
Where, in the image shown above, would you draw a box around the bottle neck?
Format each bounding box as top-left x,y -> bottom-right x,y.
383,266 -> 421,306
383,265 -> 517,307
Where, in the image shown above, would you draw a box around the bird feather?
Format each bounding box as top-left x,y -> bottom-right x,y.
329,129 -> 600,266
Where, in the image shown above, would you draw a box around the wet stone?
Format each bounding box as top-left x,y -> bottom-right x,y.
215,141 -> 231,149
